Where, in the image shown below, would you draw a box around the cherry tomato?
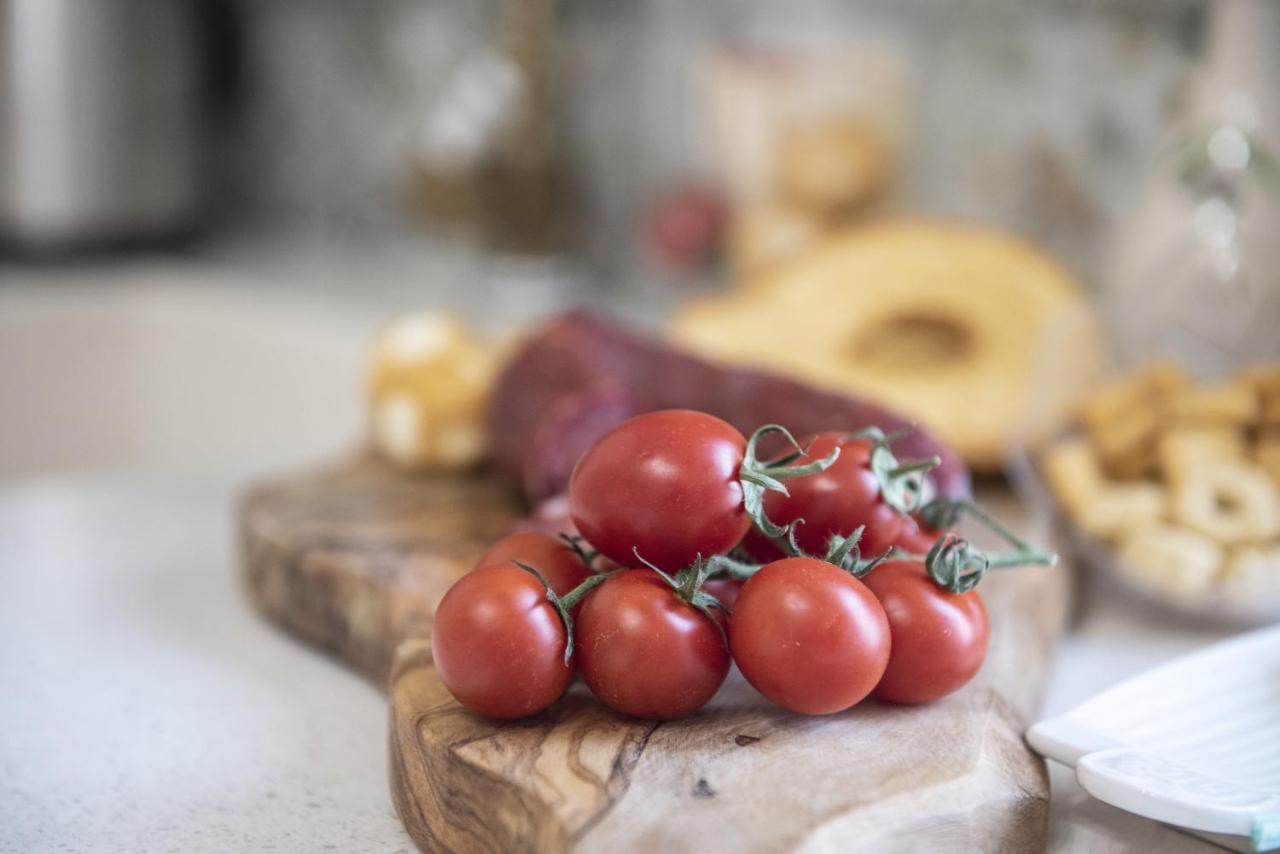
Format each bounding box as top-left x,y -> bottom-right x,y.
862,560 -> 989,704
702,578 -> 743,610
894,515 -> 954,555
729,557 -> 890,714
575,570 -> 730,719
745,432 -> 907,561
569,410 -> 749,571
432,565 -> 572,719
475,532 -> 591,605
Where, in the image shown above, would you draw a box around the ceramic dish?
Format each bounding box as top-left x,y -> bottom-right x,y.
1028,625 -> 1280,852
1007,446 -> 1280,629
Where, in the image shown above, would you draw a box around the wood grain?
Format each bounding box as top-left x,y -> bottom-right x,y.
240,460 -> 1069,853
238,455 -> 521,682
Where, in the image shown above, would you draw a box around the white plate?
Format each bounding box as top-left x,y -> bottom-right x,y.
1028,626 -> 1280,852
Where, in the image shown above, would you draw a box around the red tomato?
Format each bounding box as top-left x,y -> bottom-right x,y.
862,560 -> 989,704
431,565 -> 573,719
474,532 -> 591,605
745,432 -> 908,562
894,515 -> 953,556
569,410 -> 749,571
575,570 -> 730,719
729,557 -> 890,714
702,578 -> 743,610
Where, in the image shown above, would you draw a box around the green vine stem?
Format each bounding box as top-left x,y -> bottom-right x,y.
823,526 -> 893,578
739,424 -> 841,541
633,548 -> 730,646
515,562 -> 620,664
702,525 -> 891,585
923,535 -> 990,593
917,497 -> 1058,568
846,425 -> 941,515
737,423 -> 940,559
758,517 -> 811,560
558,533 -> 602,572
704,550 -> 764,581
921,531 -> 1057,594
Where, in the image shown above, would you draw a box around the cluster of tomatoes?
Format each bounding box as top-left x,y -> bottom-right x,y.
432,410 -> 1053,721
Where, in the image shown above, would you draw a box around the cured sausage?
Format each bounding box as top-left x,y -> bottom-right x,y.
488,311 -> 970,502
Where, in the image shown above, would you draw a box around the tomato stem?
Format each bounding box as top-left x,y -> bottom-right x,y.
558,533 -> 601,572
517,561 -> 621,664
824,527 -> 893,577
705,551 -> 766,580
739,424 -> 842,541
923,531 -> 1057,593
888,457 -> 942,479
559,570 -> 619,610
924,535 -> 989,593
843,425 -> 939,515
633,548 -> 730,646
983,550 -> 1057,570
758,518 -> 809,559
919,498 -> 1058,568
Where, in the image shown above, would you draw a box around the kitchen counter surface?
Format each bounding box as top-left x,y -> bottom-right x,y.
0,477 -> 1239,854
0,269 -> 1243,853
0,476 -> 413,854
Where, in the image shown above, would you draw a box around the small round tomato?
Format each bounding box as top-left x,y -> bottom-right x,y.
862,560 -> 989,704
745,432 -> 911,562
730,557 -> 890,714
475,531 -> 591,603
569,410 -> 749,571
894,515 -> 953,556
431,565 -> 572,719
702,578 -> 743,610
575,570 -> 729,719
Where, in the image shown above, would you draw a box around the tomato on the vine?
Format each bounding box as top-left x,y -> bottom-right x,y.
894,514 -> 953,556
575,569 -> 729,720
475,531 -> 591,606
862,560 -> 989,704
729,557 -> 890,715
569,410 -> 750,571
569,411 -> 840,572
744,431 -> 933,562
432,565 -> 573,719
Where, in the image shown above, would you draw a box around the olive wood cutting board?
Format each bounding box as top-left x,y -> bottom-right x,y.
238,455 -> 1069,853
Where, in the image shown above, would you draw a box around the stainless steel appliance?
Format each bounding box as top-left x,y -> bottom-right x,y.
0,0 -> 209,251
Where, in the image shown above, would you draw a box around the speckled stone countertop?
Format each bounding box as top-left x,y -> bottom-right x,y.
0,478 -> 413,854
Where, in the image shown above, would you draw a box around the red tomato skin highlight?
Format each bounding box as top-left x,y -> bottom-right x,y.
568,410 -> 749,571
863,561 -> 990,705
575,570 -> 730,720
431,565 -> 573,719
751,433 -> 905,560
474,531 -> 591,605
729,557 -> 891,715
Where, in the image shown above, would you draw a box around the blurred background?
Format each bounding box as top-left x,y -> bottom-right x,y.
5,0 -> 1279,470
6,0 -> 1280,511
0,1 -> 1259,290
